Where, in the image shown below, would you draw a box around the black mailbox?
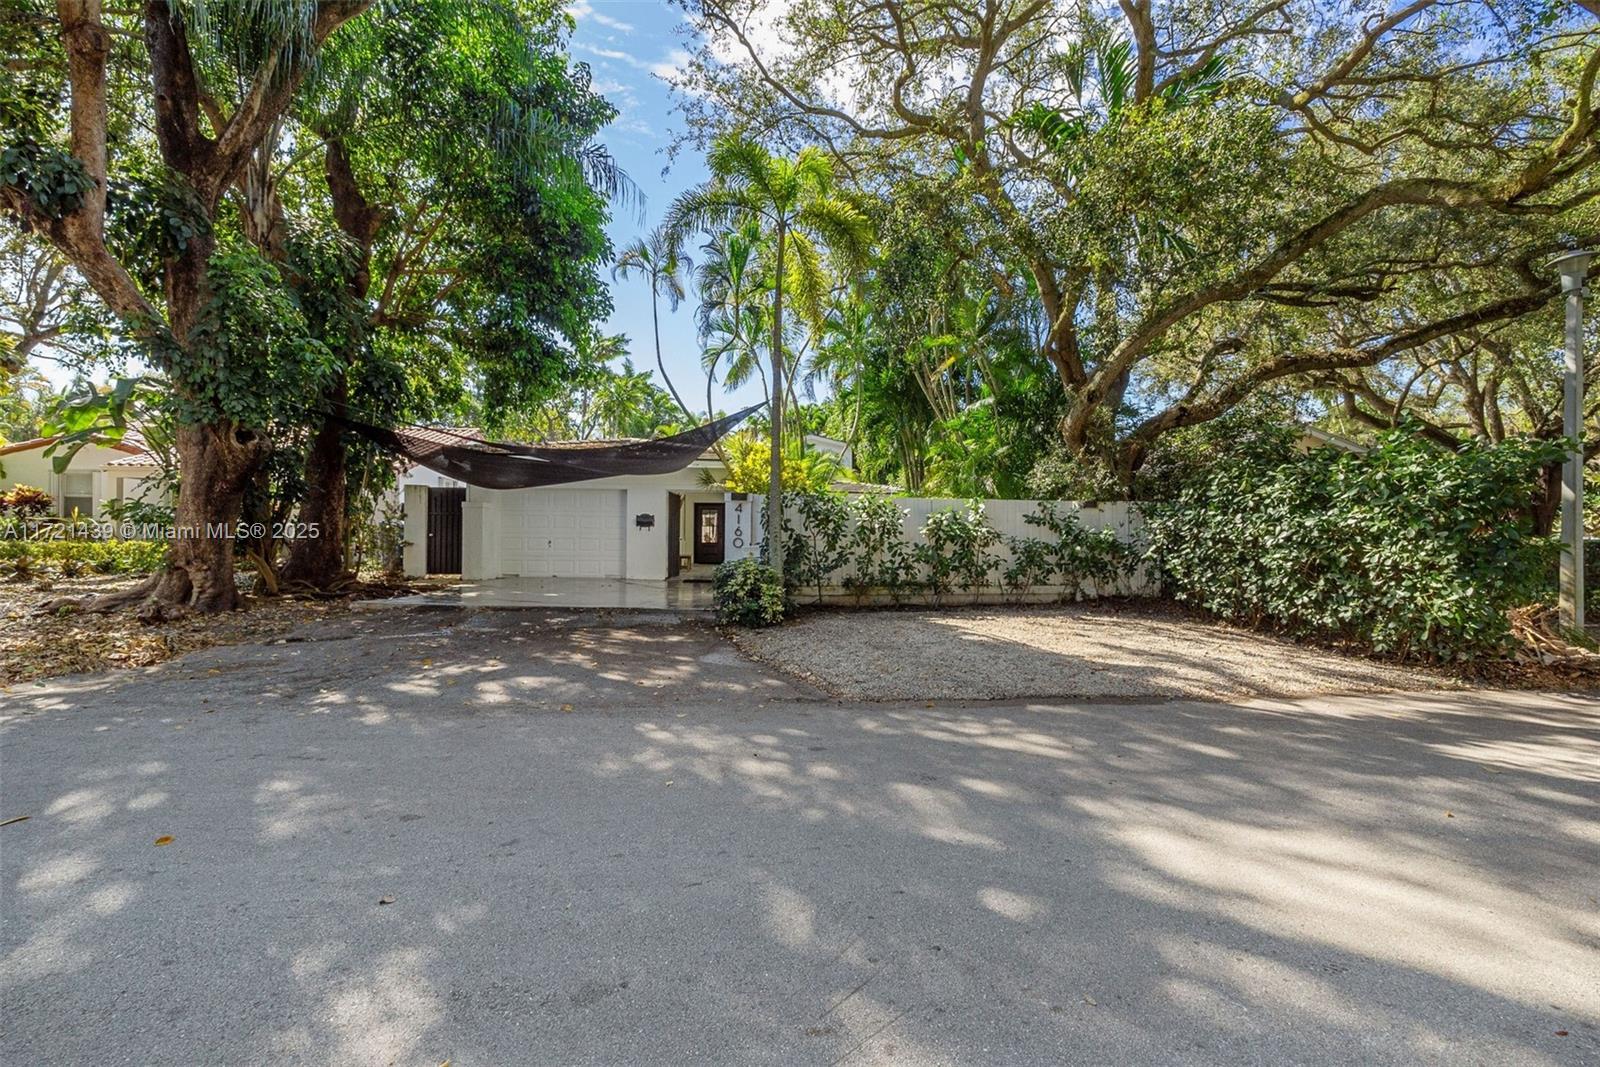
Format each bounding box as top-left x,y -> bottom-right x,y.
635,513 -> 655,529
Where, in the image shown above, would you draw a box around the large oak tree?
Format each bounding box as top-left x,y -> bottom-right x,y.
673,0 -> 1600,483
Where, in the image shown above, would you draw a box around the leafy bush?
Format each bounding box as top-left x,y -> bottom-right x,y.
775,492 -> 1137,604
846,494 -> 915,601
712,557 -> 787,627
1145,426 -> 1564,660
0,538 -> 168,577
783,491 -> 852,600
1002,535 -> 1056,598
723,436 -> 842,494
103,496 -> 175,529
1024,501 -> 1137,600
1,484 -> 52,516
916,501 -> 1001,602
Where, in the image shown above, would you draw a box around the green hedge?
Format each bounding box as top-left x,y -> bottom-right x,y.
0,538 -> 169,578
1145,427 -> 1564,661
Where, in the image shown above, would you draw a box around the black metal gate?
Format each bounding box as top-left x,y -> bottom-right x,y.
426,487 -> 465,573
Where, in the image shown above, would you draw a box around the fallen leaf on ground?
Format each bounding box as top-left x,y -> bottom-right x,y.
561,704 -> 573,712
0,815 -> 30,827
153,835 -> 174,846
378,896 -> 395,905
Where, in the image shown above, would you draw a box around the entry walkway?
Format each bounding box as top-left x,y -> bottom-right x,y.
357,576 -> 716,615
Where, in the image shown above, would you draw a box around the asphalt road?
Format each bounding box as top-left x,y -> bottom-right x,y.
1,609 -> 1596,1066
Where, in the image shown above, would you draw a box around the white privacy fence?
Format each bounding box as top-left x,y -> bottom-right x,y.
727,495 -> 1153,605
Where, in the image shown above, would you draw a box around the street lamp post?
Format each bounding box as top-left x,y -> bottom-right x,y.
1551,250 -> 1593,633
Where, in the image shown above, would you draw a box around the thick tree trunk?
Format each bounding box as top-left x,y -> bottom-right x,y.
143,421 -> 269,617
279,406 -> 349,587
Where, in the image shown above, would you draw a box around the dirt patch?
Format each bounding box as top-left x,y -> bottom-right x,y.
732,600 -> 1461,701
0,575 -> 352,686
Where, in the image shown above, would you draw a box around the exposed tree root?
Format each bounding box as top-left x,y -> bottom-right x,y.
35,566 -> 205,623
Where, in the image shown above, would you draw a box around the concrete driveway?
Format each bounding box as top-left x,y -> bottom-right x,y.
1,609 -> 1596,1065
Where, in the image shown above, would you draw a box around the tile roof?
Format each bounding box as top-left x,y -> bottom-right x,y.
104,452 -> 160,468
0,434 -> 144,457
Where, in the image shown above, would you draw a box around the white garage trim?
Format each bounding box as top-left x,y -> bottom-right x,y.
497,488 -> 627,578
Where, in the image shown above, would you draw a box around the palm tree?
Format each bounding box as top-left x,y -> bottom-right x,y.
613,225 -> 696,424
694,218 -> 769,419
665,137 -> 872,574
592,358 -> 678,438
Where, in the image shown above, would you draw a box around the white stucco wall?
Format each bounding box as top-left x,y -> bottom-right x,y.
740,495 -> 1152,599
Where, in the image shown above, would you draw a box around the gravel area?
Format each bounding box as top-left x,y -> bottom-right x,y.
734,601 -> 1453,700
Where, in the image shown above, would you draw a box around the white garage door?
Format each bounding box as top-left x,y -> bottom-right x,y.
499,489 -> 627,577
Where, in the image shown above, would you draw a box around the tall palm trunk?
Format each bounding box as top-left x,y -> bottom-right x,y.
651,285 -> 695,422
768,225 -> 785,575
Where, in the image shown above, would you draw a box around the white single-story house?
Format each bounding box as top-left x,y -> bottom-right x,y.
398,436 -> 758,580
0,434 -> 164,517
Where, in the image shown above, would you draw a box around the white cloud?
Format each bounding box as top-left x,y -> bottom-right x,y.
649,48 -> 693,80
576,42 -> 639,65
565,1 -> 635,33
576,41 -> 699,93
591,75 -> 639,112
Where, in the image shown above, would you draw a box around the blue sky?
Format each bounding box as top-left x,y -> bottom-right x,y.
566,0 -> 768,416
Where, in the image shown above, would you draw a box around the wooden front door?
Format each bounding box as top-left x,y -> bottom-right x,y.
693,502 -> 725,565
426,487 -> 466,573
666,493 -> 682,577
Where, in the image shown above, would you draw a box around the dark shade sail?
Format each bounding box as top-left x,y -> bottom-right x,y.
335,404 -> 761,490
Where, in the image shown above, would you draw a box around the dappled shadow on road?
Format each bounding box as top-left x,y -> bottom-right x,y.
2,616 -> 1596,1064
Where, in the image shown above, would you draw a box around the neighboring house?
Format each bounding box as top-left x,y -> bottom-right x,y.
0,434 -> 164,518
804,433 -> 854,470
1296,426 -> 1368,454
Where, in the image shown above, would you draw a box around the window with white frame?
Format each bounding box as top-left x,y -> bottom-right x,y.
59,472 -> 93,518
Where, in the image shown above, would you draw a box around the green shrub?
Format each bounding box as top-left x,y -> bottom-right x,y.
917,501 -> 1001,602
1023,501 -> 1137,600
0,538 -> 169,577
1002,535 -> 1055,598
103,497 -> 175,529
1145,426 -> 1564,660
712,558 -> 788,627
782,491 -> 852,600
846,494 -> 915,601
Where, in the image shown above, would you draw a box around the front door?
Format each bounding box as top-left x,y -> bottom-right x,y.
426,487 -> 466,573
693,502 -> 725,566
666,493 -> 683,577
